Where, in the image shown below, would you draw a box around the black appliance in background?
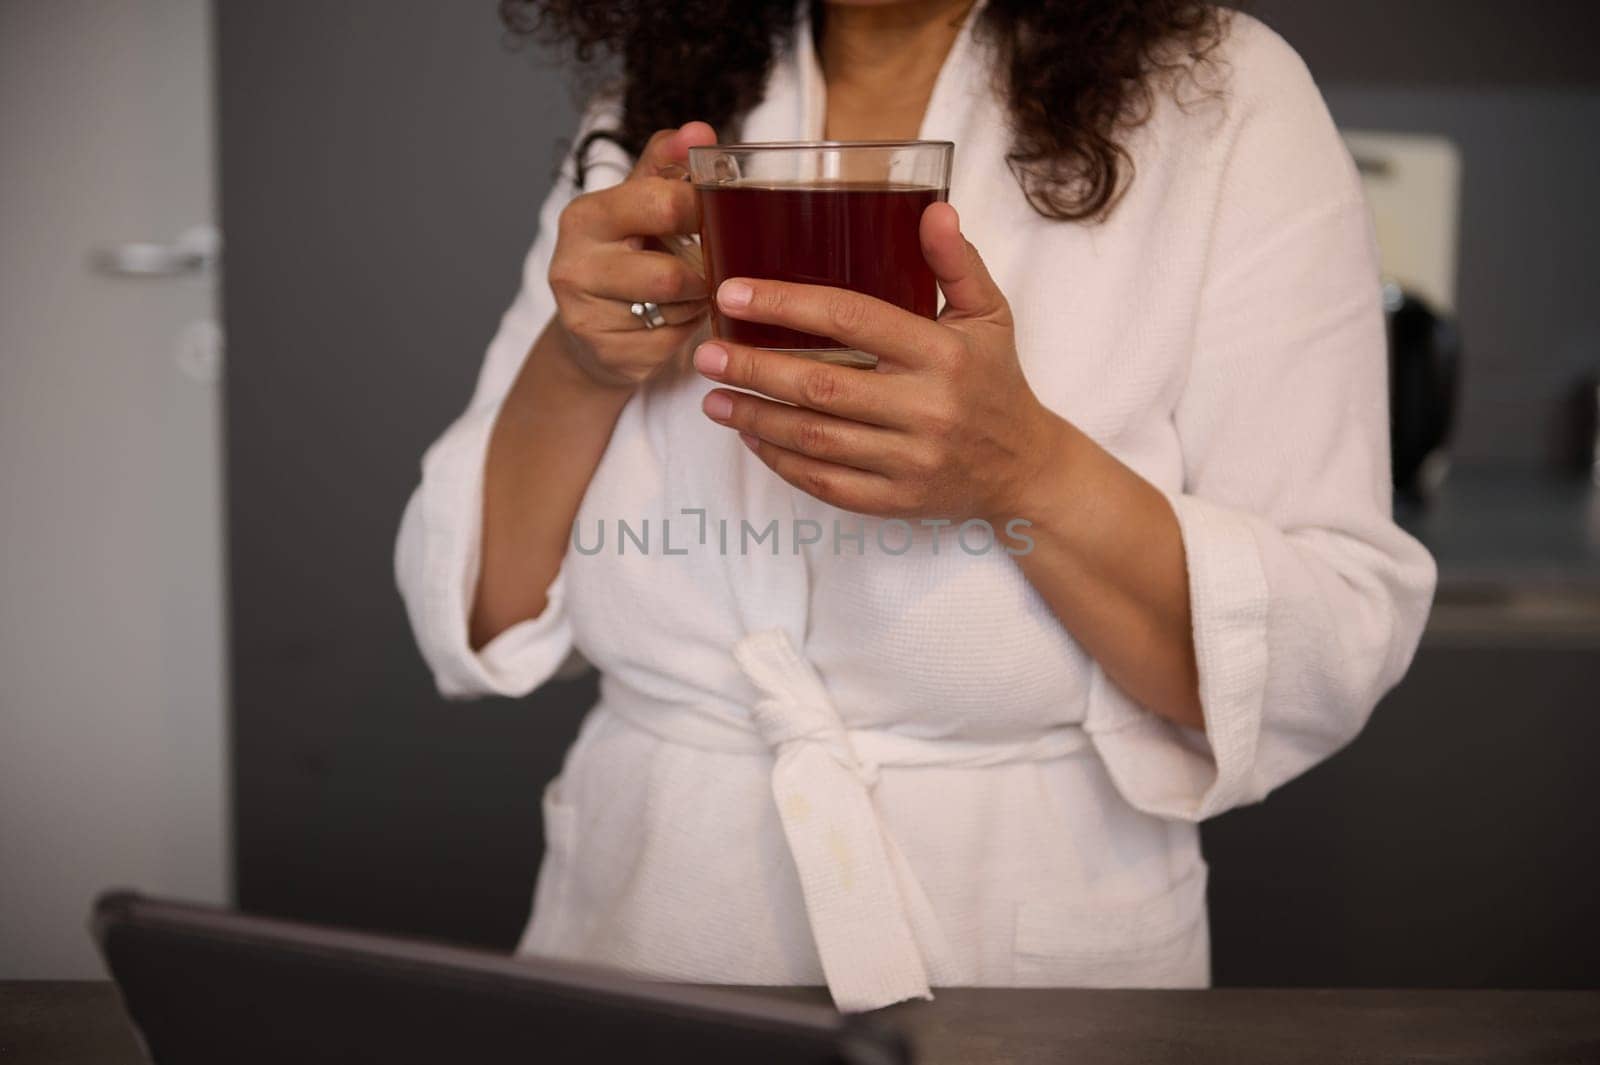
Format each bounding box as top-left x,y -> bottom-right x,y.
1385,283 -> 1461,501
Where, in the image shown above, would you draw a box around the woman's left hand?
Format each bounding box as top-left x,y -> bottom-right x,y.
693,202 -> 1066,523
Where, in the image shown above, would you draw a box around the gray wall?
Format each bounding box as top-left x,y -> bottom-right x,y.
217,1 -> 586,947
1249,0 -> 1599,87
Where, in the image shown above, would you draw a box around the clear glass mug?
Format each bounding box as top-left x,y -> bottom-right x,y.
661,140 -> 953,369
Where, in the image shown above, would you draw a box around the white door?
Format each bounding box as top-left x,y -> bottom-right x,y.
0,0 -> 228,977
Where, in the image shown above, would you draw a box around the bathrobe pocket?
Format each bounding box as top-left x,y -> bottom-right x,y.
1012,864 -> 1210,988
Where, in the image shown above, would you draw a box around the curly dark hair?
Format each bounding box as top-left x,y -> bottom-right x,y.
501,0 -> 1230,222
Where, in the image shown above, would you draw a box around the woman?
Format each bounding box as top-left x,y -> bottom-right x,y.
396,0 -> 1436,1011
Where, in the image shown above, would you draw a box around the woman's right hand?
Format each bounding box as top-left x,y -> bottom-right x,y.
546,121 -> 717,390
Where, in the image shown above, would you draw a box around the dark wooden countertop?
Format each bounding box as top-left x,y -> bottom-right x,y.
871,987 -> 1600,1064
4,981 -> 1598,1065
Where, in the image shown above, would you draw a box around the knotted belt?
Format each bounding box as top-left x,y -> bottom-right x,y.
734,629 -> 1089,1011
602,628 -> 1090,1012
733,628 -> 957,1011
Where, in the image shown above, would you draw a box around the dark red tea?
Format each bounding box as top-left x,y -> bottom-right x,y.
696,181 -> 946,351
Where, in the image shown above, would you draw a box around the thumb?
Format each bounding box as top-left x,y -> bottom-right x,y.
632,120 -> 718,180
920,202 -> 1007,323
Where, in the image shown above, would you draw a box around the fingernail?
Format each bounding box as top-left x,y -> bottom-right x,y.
702,391 -> 733,421
694,342 -> 728,376
718,280 -> 753,310
739,432 -> 759,453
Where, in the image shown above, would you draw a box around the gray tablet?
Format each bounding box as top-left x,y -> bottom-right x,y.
92,892 -> 910,1064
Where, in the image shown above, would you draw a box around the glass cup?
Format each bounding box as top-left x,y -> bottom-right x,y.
683,140 -> 953,369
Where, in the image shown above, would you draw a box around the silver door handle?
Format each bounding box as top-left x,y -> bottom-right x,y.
94,224 -> 220,278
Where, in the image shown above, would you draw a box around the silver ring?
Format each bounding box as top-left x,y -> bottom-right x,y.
629,300 -> 667,330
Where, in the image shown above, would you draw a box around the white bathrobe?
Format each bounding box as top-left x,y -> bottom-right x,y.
395,8 -> 1436,1012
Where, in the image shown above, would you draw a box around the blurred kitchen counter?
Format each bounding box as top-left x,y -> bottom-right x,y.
1397,465 -> 1600,642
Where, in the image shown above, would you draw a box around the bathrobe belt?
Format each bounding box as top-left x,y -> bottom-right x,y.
602,628 -> 1090,1013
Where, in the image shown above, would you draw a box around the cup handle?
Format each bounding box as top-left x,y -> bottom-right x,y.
653,162 -> 704,277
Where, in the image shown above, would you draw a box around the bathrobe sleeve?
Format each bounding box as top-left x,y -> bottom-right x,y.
395,101 -> 630,699
1085,23 -> 1438,820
